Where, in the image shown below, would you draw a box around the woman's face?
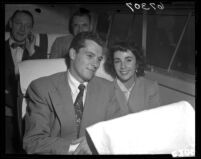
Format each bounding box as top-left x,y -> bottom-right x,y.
113,50 -> 137,83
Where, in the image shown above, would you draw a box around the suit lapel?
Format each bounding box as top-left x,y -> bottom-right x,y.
5,40 -> 28,62
79,78 -> 107,136
50,72 -> 76,137
114,79 -> 129,114
79,80 -> 97,134
128,77 -> 145,113
5,40 -> 15,70
22,48 -> 29,61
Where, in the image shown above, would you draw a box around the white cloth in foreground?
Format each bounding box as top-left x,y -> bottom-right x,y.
86,101 -> 195,155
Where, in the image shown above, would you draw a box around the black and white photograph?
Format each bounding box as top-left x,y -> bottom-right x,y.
3,1 -> 196,157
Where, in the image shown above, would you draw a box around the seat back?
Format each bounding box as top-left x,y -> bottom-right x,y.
46,33 -> 68,57
18,58 -> 67,118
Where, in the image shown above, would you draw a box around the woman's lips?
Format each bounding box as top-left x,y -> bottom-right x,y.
120,71 -> 129,75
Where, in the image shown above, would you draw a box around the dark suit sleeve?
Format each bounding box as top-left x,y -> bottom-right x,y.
50,38 -> 60,59
23,46 -> 47,60
23,81 -> 71,154
30,46 -> 47,59
30,33 -> 47,59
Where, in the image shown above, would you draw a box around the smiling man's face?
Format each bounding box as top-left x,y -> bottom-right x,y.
69,39 -> 103,83
9,12 -> 33,43
72,15 -> 92,36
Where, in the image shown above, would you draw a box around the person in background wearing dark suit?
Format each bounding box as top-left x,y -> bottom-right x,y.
105,42 -> 161,115
23,32 -> 121,154
5,10 -> 46,153
50,8 -> 93,59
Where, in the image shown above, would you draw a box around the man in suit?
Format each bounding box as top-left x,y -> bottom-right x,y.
23,32 -> 121,154
5,10 -> 47,153
49,8 -> 93,59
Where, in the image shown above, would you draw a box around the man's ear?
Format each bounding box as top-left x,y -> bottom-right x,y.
90,23 -> 93,32
69,48 -> 76,60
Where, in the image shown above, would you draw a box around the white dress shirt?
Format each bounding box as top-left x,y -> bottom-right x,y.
9,38 -> 25,75
67,70 -> 88,106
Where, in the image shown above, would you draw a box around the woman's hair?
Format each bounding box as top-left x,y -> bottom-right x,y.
105,41 -> 146,78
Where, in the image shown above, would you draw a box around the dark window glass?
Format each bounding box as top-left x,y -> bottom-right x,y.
107,13 -> 142,48
171,15 -> 195,75
108,13 -> 133,46
96,13 -> 110,42
146,9 -> 195,75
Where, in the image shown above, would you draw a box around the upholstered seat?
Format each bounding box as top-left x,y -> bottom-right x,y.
18,58 -> 67,118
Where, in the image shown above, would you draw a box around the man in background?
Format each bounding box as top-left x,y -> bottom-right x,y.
49,8 -> 93,59
5,10 -> 47,153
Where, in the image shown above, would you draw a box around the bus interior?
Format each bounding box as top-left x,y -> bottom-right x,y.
5,2 -> 195,154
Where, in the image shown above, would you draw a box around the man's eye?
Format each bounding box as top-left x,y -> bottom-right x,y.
127,59 -> 132,62
14,21 -> 21,25
114,60 -> 120,63
87,54 -> 93,58
83,24 -> 89,27
98,57 -> 103,62
26,24 -> 32,29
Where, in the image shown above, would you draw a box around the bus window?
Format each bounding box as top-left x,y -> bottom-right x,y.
146,8 -> 195,75
103,12 -> 143,48
96,13 -> 110,42
96,3 -> 195,77
108,13 -> 133,45
171,15 -> 195,75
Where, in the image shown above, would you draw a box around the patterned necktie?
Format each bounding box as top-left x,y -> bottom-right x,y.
11,43 -> 25,49
74,84 -> 85,138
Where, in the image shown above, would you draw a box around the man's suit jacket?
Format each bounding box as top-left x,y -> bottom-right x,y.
23,72 -> 121,154
49,35 -> 73,59
5,39 -> 47,110
114,77 -> 161,115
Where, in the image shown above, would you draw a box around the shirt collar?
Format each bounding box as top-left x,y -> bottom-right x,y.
116,78 -> 135,93
67,70 -> 88,94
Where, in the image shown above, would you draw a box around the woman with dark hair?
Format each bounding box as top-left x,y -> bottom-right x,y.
105,42 -> 161,115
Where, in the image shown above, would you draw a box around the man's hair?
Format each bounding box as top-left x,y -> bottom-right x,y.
68,8 -> 91,35
10,10 -> 34,27
65,31 -> 104,68
105,41 -> 146,78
